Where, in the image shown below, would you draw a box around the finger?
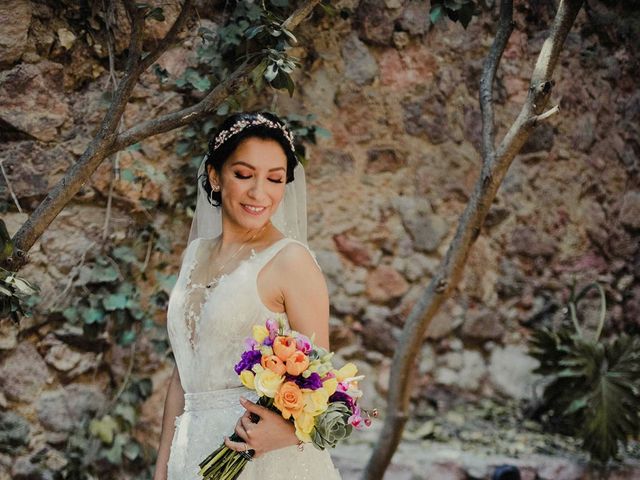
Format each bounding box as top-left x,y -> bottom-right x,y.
235,421 -> 249,442
240,396 -> 268,417
224,436 -> 250,453
240,415 -> 254,434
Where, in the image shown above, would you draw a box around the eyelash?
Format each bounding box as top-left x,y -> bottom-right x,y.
234,172 -> 283,183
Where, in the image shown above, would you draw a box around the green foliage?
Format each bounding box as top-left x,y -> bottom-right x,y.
0,220 -> 40,320
528,282 -> 640,464
430,0 -> 481,28
63,378 -> 155,478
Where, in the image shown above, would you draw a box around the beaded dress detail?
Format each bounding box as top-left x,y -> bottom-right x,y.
166,236 -> 342,480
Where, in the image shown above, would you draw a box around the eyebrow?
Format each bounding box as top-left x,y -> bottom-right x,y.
230,161 -> 285,172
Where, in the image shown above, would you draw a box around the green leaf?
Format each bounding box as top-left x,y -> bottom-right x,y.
103,293 -> 128,311
146,7 -> 165,21
84,307 -> 104,325
89,415 -> 119,444
119,329 -> 137,346
103,433 -> 127,464
123,440 -> 141,461
114,403 -> 137,427
430,5 -> 443,23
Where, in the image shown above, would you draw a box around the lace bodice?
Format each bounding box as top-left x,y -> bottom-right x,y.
166,236 -> 320,393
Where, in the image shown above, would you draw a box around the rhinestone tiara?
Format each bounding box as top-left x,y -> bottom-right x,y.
211,113 -> 296,153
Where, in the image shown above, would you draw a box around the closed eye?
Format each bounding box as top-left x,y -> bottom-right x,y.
234,172 -> 283,183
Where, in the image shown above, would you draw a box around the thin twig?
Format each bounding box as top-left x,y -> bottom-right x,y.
0,160 -> 23,214
534,104 -> 560,122
479,0 -> 514,168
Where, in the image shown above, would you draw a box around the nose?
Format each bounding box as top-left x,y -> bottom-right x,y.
247,177 -> 266,200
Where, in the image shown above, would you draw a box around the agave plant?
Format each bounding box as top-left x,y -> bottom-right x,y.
528,282 -> 640,463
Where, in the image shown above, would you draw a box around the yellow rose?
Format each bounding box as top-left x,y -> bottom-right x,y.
322,377 -> 338,396
294,411 -> 316,442
336,363 -> 358,382
253,368 -> 284,398
239,370 -> 255,390
295,427 -> 312,443
302,388 -> 329,416
260,345 -> 274,357
253,325 -> 269,343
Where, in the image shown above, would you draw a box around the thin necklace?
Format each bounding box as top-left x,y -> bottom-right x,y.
204,224 -> 268,289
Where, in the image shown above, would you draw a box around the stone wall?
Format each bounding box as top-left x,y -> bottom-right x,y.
1,0 -> 639,477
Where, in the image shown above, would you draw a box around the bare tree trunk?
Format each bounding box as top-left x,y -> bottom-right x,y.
4,0 -> 321,272
362,1 -> 585,479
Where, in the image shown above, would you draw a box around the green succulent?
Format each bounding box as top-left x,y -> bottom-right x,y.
528,282 -> 640,463
312,402 -> 353,450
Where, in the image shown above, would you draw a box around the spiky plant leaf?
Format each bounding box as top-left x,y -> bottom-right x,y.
578,334 -> 640,463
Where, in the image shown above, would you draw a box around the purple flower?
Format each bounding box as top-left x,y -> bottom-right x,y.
329,391 -> 355,411
244,337 -> 258,350
265,318 -> 278,338
233,349 -> 262,374
263,336 -> 274,347
294,372 -> 323,390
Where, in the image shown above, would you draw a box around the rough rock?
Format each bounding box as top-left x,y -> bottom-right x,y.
489,345 -> 540,400
461,309 -> 505,341
0,61 -> 70,141
0,319 -> 18,350
425,299 -> 464,340
0,141 -> 73,201
402,89 -> 448,144
0,0 -> 31,64
521,122 -> 555,154
0,411 -> 30,450
341,32 -> 378,86
36,384 -> 107,433
393,196 -> 448,252
436,350 -> 487,391
333,234 -> 372,267
0,341 -> 50,402
508,227 -> 556,258
354,0 -> 401,46
365,148 -> 406,174
365,265 -> 409,303
620,191 -> 640,230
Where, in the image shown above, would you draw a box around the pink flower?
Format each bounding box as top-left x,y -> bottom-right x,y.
244,337 -> 258,350
337,382 -> 349,392
295,334 -> 312,354
348,414 -> 363,429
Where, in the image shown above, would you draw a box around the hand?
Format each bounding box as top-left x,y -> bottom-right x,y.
224,396 -> 298,459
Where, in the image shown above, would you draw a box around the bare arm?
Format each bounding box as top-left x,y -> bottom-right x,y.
153,365 -> 185,480
279,243 -> 330,350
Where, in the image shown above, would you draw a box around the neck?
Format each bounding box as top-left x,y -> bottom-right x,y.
219,213 -> 270,249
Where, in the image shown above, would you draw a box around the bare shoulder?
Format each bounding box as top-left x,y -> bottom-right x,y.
273,241 -> 321,276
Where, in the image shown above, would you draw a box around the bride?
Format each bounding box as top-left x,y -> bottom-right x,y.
154,112 -> 342,479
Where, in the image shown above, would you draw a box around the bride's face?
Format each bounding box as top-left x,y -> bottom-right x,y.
209,136 -> 287,230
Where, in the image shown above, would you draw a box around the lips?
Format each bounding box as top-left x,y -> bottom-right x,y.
241,203 -> 268,216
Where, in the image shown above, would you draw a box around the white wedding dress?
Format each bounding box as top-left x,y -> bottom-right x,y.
165,236 -> 342,480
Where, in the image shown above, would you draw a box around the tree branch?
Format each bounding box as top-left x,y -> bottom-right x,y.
108,0 -> 321,153
4,0 -> 321,272
362,2 -> 585,479
479,0 -> 514,168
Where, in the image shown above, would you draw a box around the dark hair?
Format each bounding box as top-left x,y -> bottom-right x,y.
200,111 -> 299,206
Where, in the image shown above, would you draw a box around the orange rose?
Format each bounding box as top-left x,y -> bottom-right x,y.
286,351 -> 310,376
260,354 -> 286,376
274,381 -> 304,419
273,336 -> 297,362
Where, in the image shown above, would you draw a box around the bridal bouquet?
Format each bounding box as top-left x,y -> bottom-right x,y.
198,316 -> 374,480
